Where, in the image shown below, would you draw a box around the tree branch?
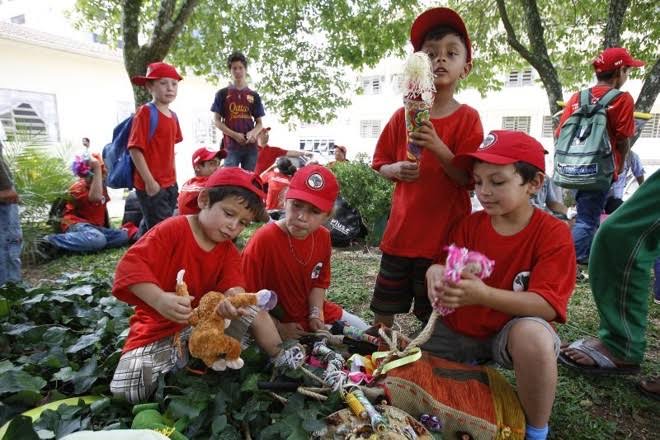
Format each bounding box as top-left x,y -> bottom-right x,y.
495,0 -> 535,62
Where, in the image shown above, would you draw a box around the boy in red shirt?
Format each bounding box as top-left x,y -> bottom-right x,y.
253,127 -> 311,176
261,157 -> 297,211
128,61 -> 184,237
110,168 -> 285,403
556,47 -> 645,264
242,165 -> 368,340
177,146 -> 225,215
424,130 -> 576,440
42,153 -> 130,254
370,7 -> 484,327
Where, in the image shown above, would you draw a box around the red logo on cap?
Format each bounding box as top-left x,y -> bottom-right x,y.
306,173 -> 325,190
479,133 -> 497,150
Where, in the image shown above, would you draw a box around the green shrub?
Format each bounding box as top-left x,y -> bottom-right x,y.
331,153 -> 393,245
5,138 -> 74,263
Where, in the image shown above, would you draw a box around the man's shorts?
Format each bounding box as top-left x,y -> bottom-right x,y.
421,316 -> 561,369
370,253 -> 433,321
110,305 -> 258,403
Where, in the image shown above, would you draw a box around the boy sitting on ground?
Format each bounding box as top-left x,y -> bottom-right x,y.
177,146 -> 225,215
110,167 -> 288,404
424,131 -> 576,440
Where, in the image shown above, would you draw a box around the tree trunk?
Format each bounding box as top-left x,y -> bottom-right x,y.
602,0 -> 630,48
631,57 -> 660,145
121,0 -> 199,108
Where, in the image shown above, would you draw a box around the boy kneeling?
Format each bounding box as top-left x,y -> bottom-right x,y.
110,167 -> 283,403
424,131 -> 575,440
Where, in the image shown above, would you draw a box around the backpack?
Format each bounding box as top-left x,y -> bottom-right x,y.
553,88 -> 622,191
47,197 -> 69,233
325,195 -> 367,247
103,102 -> 170,189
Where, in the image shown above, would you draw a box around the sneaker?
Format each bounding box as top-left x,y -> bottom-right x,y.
34,237 -> 58,262
121,221 -> 139,242
654,298 -> 660,305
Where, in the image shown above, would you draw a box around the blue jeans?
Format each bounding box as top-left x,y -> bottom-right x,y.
47,223 -> 128,252
572,189 -> 608,263
0,203 -> 22,285
224,146 -> 258,171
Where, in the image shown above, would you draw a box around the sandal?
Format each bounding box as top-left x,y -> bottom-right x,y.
558,338 -> 640,375
637,378 -> 660,401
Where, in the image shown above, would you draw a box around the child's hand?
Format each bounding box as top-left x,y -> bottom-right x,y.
154,291 -> 192,324
409,121 -> 445,154
145,178 -> 161,197
276,322 -> 305,340
426,264 -> 447,308
232,132 -> 248,145
0,188 -> 19,204
441,272 -> 489,308
308,317 -> 325,331
215,298 -> 247,320
383,161 -> 420,182
245,128 -> 259,143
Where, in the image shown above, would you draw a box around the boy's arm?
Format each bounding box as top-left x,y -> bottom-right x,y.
130,282 -> 192,324
308,287 -> 326,331
214,113 -> 247,145
615,138 -> 631,173
129,148 -> 160,196
87,160 -> 104,203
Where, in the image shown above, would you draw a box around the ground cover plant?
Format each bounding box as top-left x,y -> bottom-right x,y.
1,241 -> 659,439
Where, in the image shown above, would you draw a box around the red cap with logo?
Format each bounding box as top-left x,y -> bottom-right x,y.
204,167 -> 266,200
286,165 -> 339,212
191,147 -> 226,167
410,7 -> 472,63
592,47 -> 645,73
453,130 -> 546,172
131,61 -> 183,86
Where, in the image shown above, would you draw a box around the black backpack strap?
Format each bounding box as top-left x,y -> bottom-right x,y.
596,88 -> 623,108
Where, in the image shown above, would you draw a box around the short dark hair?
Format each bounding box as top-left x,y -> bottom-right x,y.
227,51 -> 247,69
595,68 -> 619,82
276,157 -> 297,177
207,185 -> 267,222
423,25 -> 468,58
513,161 -> 543,184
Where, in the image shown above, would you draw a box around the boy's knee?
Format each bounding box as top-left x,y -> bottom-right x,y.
507,319 -> 558,360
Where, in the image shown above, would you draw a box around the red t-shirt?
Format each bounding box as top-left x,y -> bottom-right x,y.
127,104 -> 183,191
60,178 -> 109,232
241,222 -> 342,330
372,105 -> 483,259
177,176 -> 208,215
441,209 -> 576,339
556,85 -> 635,181
255,145 -> 288,176
113,216 -> 245,351
263,171 -> 291,210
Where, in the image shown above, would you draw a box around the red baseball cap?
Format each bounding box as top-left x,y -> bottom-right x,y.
204,167 -> 266,200
410,7 -> 472,63
453,130 -> 546,172
131,61 -> 183,86
191,147 -> 225,167
592,47 -> 645,73
286,165 -> 339,212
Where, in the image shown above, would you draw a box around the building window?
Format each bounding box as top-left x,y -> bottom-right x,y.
506,68 -> 534,87
639,113 -> 660,138
194,115 -> 218,145
0,89 -> 60,142
361,76 -> 384,95
10,14 -> 25,24
299,138 -> 335,153
502,116 -> 531,134
360,120 -> 381,138
541,115 -> 554,138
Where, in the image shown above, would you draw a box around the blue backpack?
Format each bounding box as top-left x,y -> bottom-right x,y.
103,102 -> 161,189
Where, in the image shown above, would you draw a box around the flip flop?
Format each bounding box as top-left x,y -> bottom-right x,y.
558,338 -> 640,376
637,379 -> 660,402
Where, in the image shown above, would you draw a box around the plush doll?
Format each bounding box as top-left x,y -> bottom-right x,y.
176,269 -> 277,371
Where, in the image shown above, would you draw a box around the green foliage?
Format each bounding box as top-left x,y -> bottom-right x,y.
71,0 -> 418,123
331,155 -> 393,245
4,139 -> 74,263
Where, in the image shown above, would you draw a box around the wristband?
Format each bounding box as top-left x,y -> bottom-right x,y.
309,305 -> 322,320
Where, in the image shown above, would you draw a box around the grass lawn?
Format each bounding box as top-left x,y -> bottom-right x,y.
14,235 -> 660,439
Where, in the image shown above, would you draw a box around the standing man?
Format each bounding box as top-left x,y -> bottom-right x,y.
0,124 -> 22,285
211,52 -> 265,171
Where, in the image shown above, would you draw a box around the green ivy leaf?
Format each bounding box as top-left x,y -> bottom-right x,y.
211,414 -> 227,435
3,415 -> 40,440
66,333 -> 101,354
302,416 -> 326,432
0,370 -> 47,394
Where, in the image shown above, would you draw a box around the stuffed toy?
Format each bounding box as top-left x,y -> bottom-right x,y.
176,269 -> 277,371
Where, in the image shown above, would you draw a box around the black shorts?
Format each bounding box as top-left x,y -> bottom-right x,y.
370,253 -> 433,321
